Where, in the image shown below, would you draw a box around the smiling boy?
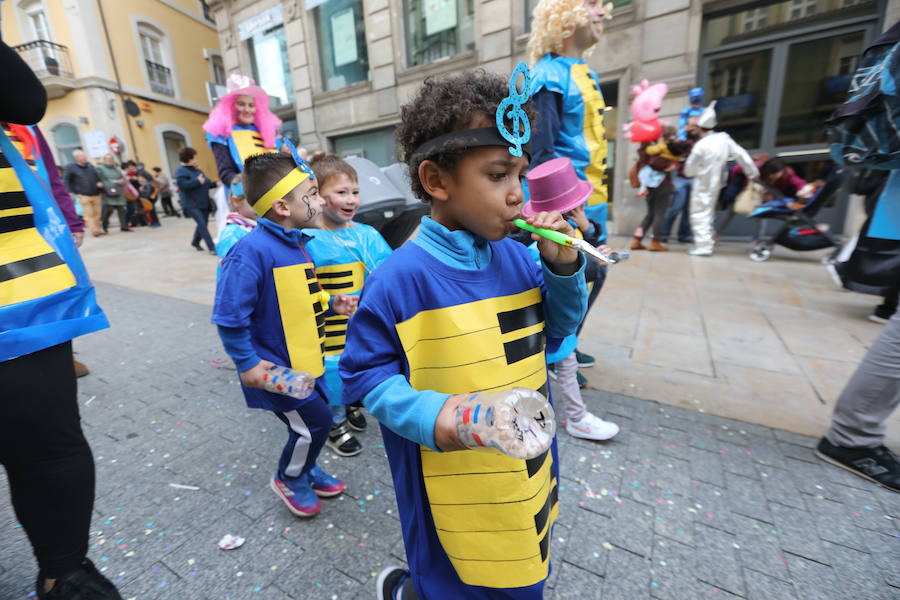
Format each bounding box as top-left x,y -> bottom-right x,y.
339,70 -> 589,600
303,155 -> 393,457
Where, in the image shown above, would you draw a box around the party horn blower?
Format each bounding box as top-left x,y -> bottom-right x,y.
513,218 -> 629,264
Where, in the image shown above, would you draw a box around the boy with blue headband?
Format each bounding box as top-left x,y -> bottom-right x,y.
340,68 -> 588,600
212,152 -> 356,518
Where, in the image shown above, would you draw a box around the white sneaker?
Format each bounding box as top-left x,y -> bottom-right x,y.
688,247 -> 713,256
565,413 -> 619,441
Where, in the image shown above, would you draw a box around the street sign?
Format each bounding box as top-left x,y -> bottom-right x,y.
109,137 -> 122,154
83,130 -> 107,158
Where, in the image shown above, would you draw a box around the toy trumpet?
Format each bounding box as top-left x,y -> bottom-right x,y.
513,218 -> 629,265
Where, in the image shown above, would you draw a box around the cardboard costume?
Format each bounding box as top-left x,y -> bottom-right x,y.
303,223 -> 391,404
340,238 -> 561,598
0,127 -> 108,361
531,54 -> 609,227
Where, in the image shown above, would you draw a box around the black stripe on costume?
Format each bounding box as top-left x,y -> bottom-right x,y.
0,190 -> 30,210
317,270 -> 353,279
503,331 -> 543,364
320,281 -> 353,292
305,267 -> 315,279
325,343 -> 345,352
539,527 -> 551,562
0,213 -> 35,233
328,316 -> 349,325
497,302 -> 543,334
324,329 -> 344,338
0,252 -> 64,283
533,483 -> 558,534
308,282 -> 320,295
315,310 -> 325,326
526,450 -> 548,478
0,154 -> 11,169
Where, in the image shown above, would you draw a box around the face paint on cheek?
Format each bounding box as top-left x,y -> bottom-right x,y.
301,194 -> 316,219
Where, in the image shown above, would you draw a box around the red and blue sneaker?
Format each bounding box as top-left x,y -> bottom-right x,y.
270,474 -> 321,517
308,465 -> 344,497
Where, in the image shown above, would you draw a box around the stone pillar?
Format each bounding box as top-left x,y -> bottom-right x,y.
366,0 -> 398,119
282,0 -> 317,146
478,0 -> 514,74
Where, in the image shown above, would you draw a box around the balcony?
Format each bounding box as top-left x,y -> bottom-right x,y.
12,40 -> 76,98
146,60 -> 175,97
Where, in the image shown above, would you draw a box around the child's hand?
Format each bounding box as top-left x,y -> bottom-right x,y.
434,393 -> 473,452
240,359 -> 276,389
332,293 -> 358,316
565,204 -> 591,233
527,211 -> 579,273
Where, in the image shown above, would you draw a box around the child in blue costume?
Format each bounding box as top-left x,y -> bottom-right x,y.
304,154 -> 392,457
212,152 -> 355,518
215,174 -> 256,261
340,70 -> 588,600
678,87 -> 705,141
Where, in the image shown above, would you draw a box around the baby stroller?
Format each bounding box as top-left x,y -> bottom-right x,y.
747,170 -> 844,262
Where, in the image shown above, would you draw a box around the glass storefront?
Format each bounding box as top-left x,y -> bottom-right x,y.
332,127 -> 397,167
240,6 -> 293,108
699,0 -> 883,236
404,0 -> 475,67
314,0 -> 370,91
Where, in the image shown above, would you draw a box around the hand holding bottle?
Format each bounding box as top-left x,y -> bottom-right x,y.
455,388 -> 556,460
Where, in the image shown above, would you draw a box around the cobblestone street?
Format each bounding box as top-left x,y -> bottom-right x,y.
1,281 -> 898,599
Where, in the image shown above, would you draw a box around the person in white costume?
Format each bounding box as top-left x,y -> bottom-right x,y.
683,102 -> 758,256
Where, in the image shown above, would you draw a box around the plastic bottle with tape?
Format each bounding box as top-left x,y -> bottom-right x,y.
455,387 -> 556,460
262,365 -> 315,400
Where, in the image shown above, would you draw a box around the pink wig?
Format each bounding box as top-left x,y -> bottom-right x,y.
202,78 -> 282,149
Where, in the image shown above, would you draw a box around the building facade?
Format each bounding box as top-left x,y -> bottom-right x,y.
208,0 -> 897,234
1,0 -> 224,178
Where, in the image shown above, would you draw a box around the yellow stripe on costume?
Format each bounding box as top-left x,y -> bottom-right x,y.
317,261 -> 362,356
396,287 -> 556,588
0,206 -> 34,218
273,263 -> 326,377
230,128 -> 275,165
0,167 -> 24,193
571,63 -> 608,208
0,229 -> 76,306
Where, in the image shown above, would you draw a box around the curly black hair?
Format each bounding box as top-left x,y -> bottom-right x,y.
396,70 -> 536,201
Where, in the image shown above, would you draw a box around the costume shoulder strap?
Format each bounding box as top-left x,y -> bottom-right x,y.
530,54 -> 571,96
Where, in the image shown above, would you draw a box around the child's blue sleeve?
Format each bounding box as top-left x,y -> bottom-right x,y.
540,253 -> 588,339
339,274 -> 449,451
362,374 -> 449,451
217,325 -> 260,372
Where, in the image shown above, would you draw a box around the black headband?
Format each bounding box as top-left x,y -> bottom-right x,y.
412,127 -> 532,161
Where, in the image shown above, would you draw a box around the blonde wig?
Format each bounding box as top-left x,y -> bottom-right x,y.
526,0 -> 589,65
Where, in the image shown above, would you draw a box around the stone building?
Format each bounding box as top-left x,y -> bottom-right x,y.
207,0 -> 897,234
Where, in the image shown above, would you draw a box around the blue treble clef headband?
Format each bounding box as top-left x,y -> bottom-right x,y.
411,62 -> 533,160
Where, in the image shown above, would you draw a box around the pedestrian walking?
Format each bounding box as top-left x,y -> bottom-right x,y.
153,166 -> 179,217
175,147 -> 216,254
62,149 -> 104,237
95,154 -> 128,233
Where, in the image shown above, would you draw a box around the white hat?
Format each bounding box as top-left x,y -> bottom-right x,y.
697,101 -> 717,129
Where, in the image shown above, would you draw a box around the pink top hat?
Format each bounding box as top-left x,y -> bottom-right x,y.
522,157 -> 593,217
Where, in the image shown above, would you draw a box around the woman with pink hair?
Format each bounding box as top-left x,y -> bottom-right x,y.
203,74 -> 283,188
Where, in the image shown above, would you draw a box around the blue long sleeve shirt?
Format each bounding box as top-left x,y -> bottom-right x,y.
342,216 -> 586,450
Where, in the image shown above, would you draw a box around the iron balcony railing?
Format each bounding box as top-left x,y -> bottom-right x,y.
12,40 -> 73,78
146,60 -> 174,96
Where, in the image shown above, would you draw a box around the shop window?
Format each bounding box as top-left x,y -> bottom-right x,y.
404,0 -> 475,67
247,24 -> 293,107
314,0 -> 370,91
707,50 -> 772,149
51,123 -> 81,166
776,31 -> 864,146
332,127 -> 397,167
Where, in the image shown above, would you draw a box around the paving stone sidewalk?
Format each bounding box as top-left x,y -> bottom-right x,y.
1,283 -> 897,600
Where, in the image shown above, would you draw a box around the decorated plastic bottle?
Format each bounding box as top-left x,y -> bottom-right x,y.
456,387 -> 556,460
262,365 -> 315,400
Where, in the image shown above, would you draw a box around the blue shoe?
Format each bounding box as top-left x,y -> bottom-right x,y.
308,465 -> 345,497
271,473 -> 321,517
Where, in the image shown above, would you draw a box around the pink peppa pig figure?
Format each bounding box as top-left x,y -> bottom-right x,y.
623,79 -> 668,143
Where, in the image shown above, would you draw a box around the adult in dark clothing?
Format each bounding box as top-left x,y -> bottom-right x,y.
95,154 -> 128,232
661,116 -> 699,243
0,39 -> 121,600
175,146 -> 216,253
62,150 -> 104,237
153,166 -> 179,216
